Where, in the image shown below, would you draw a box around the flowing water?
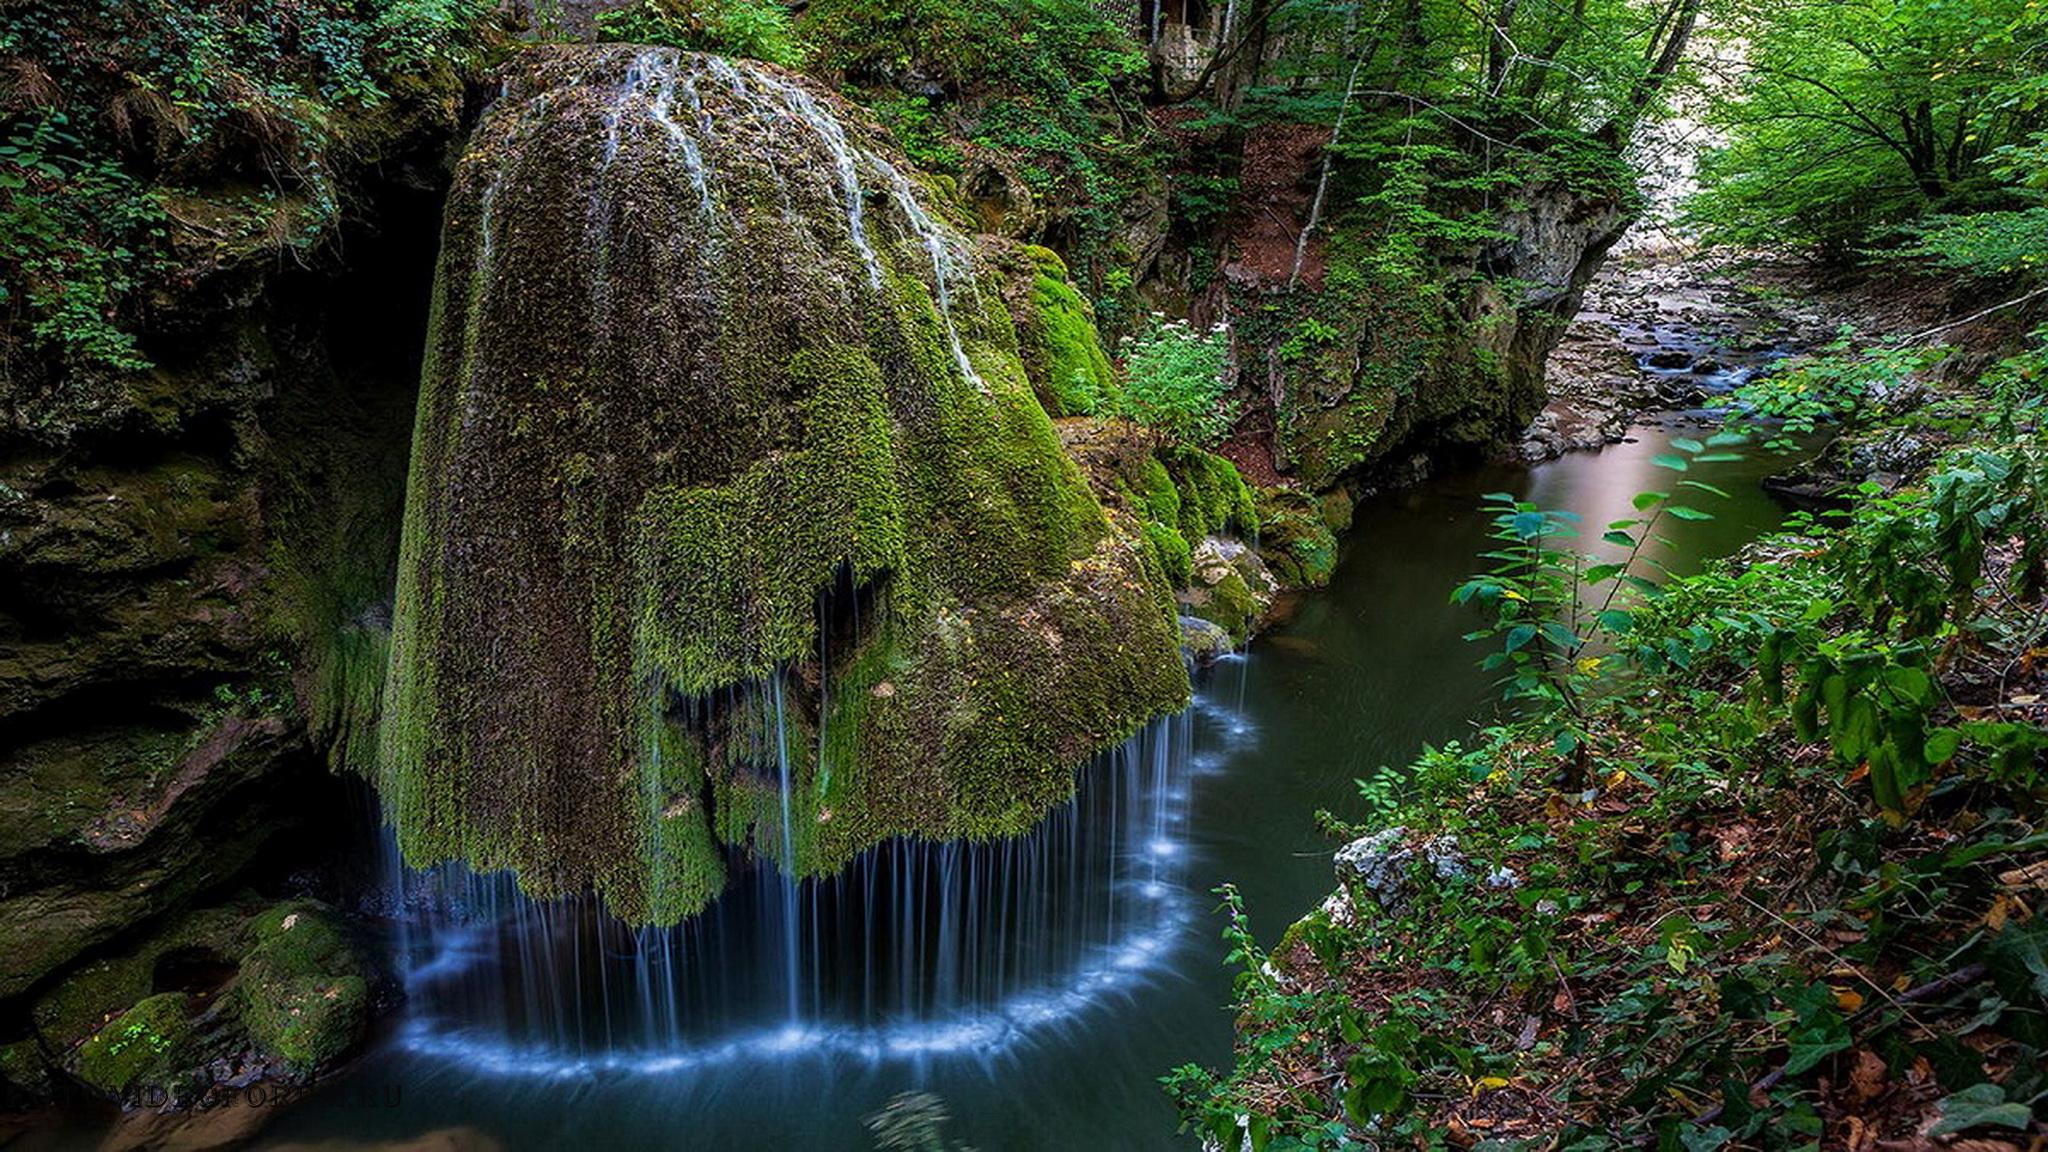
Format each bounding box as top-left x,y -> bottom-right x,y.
241,414 -> 1798,1151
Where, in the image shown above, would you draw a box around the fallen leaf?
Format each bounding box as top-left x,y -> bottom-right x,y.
1847,1049 -> 1886,1104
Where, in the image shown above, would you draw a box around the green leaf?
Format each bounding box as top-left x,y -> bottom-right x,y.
1633,491 -> 1668,510
1652,453 -> 1690,472
1670,437 -> 1705,453
1603,530 -> 1637,547
1667,505 -> 1714,521
1929,1083 -> 2033,1136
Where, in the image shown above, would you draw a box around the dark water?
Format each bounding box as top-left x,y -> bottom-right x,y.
205,416 -> 1794,1152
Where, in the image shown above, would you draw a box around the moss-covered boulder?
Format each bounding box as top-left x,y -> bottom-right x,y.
1003,244 -> 1120,416
70,992 -> 198,1098
1256,486 -> 1341,589
379,45 -> 1187,924
234,901 -> 369,1075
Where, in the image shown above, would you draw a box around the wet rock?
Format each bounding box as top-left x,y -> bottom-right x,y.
1180,537 -> 1278,643
1178,615 -> 1233,665
1646,349 -> 1693,369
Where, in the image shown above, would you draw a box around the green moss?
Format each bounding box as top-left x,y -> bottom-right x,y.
1160,445 -> 1258,542
1011,245 -> 1119,416
1188,567 -> 1257,639
376,46 -> 1188,923
1143,519 -> 1194,584
234,901 -> 368,1075
72,993 -> 194,1097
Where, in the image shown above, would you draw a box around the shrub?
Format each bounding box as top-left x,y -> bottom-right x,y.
595,0 -> 801,66
1118,315 -> 1237,446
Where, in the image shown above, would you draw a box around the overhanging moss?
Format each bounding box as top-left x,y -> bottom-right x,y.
377,45 -> 1187,924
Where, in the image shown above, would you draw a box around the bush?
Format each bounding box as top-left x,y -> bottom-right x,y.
594,0 -> 800,65
1118,315 -> 1237,446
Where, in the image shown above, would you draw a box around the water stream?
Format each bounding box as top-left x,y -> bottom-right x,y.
251,414 -> 1798,1151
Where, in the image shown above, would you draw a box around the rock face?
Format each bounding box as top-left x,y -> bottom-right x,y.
1212,174 -> 1631,491
1333,826 -> 1517,915
378,45 -> 1188,924
0,88 -> 453,1037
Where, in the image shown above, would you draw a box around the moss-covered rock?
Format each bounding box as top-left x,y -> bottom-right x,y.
0,1037 -> 54,1102
378,46 -> 1187,923
1179,537 -> 1277,643
234,901 -> 369,1075
1222,173 -> 1630,492
1256,487 -> 1340,589
71,992 -> 197,1098
1004,244 -> 1120,416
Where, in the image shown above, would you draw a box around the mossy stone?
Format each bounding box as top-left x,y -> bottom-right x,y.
234,901 -> 368,1076
1255,487 -> 1340,589
71,993 -> 195,1097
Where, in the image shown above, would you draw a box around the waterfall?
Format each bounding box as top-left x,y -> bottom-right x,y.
377,680 -> 1245,1075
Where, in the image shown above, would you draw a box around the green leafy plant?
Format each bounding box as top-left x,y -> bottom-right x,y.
1452,433 -> 1742,777
1117,315 -> 1238,446
594,0 -> 800,65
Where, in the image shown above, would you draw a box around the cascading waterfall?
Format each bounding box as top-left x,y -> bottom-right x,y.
380,676 -> 1238,1075
373,41 -> 1205,1081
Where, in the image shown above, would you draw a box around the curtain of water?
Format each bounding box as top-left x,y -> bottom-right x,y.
381,690 -> 1211,1068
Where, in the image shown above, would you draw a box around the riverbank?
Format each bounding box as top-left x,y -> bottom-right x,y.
1169,310 -> 2048,1146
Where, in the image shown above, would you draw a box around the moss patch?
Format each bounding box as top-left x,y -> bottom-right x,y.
71,993 -> 196,1097
1005,244 -> 1119,416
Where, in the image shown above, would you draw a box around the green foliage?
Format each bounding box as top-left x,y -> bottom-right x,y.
1688,0 -> 2048,258
0,0 -> 491,384
1452,434 -> 1742,768
1177,334 -> 2048,1143
1898,135 -> 2048,277
0,113 -> 162,373
1117,315 -> 1237,445
594,0 -> 799,65
1717,335 -> 1949,450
